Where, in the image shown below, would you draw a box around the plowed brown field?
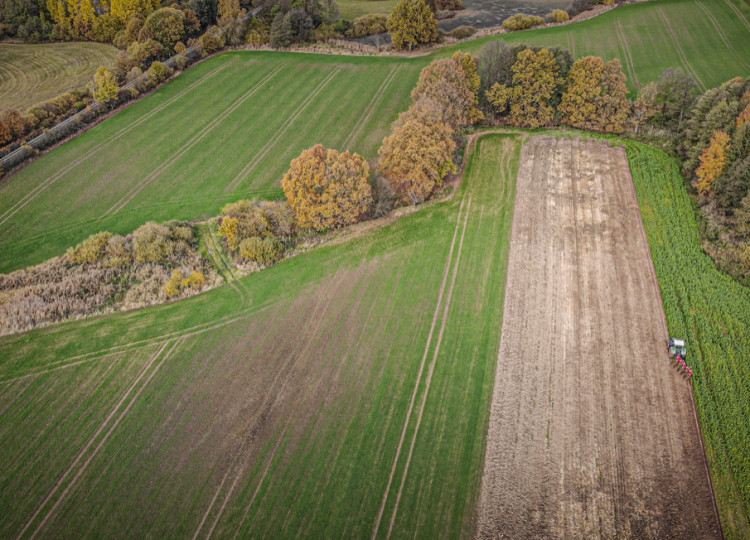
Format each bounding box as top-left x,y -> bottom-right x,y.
474,136 -> 720,539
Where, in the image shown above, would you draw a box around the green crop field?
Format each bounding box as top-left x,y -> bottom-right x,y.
0,52 -> 423,272
0,42 -> 118,112
1,0 -> 749,274
0,134 -> 520,538
452,0 -> 750,91
628,142 -> 750,539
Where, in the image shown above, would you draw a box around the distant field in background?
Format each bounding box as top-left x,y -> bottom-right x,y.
0,42 -> 118,112
337,0 -> 398,21
1,0 -> 749,275
453,0 -> 750,91
0,134 -> 520,539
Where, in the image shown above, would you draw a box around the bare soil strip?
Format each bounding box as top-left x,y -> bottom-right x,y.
0,62 -> 233,227
224,68 -> 341,192
696,0 -> 750,71
385,196 -> 473,539
341,65 -> 401,151
105,63 -> 288,216
16,341 -> 171,539
473,136 -> 720,539
722,0 -> 750,32
371,198 -> 467,540
656,7 -> 706,91
614,21 -> 640,89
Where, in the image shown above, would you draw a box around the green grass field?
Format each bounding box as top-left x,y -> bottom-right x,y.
451,0 -> 750,91
0,134 -> 520,538
0,42 -> 118,112
1,0 -> 748,274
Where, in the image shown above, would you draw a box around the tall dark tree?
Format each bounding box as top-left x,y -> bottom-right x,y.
652,68 -> 700,131
269,11 -> 291,47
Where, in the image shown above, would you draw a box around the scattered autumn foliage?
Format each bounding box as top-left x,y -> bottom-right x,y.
696,130 -> 731,195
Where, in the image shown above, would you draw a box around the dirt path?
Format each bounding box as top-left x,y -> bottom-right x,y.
473,136 -> 720,539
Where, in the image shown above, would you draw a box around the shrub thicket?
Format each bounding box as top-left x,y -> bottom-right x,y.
501,14 -> 545,31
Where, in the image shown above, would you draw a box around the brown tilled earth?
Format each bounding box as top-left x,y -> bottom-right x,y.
473,136 -> 720,539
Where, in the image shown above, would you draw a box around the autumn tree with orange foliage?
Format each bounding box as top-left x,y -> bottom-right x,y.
378,117 -> 456,204
282,145 -> 373,231
695,130 -> 731,195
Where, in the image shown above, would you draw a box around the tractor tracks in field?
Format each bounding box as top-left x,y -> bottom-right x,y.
191,271 -> 350,540
722,0 -> 750,33
224,68 -> 341,193
0,62 -> 233,229
342,65 -> 402,152
17,339 -> 182,540
696,0 -> 750,72
656,7 -> 706,91
104,63 -> 289,217
614,21 -> 640,90
372,196 -> 472,540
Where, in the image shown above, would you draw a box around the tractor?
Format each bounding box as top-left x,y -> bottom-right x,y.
668,338 -> 687,361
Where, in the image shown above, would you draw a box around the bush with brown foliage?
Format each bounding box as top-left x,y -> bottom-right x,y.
347,14 -> 388,38
0,220 -> 218,336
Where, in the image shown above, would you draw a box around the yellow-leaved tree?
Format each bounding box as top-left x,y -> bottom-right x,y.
111,0 -> 159,24
92,66 -> 120,104
387,0 -> 438,51
695,130 -> 731,195
452,51 -> 484,124
486,48 -> 561,128
378,117 -> 456,204
282,145 -> 373,231
558,56 -> 603,130
559,56 -> 630,133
